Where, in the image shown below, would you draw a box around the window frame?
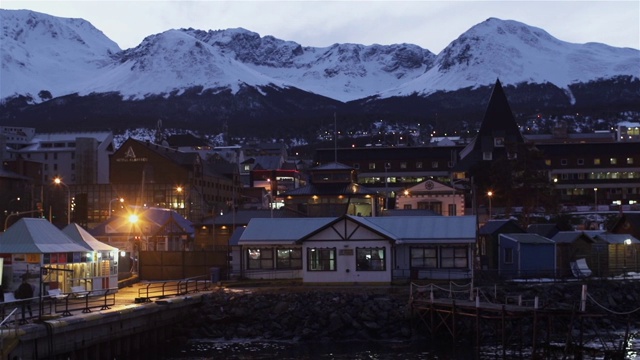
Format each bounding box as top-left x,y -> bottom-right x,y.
246,247 -> 274,270
307,247 -> 337,271
276,247 -> 302,269
355,247 -> 386,271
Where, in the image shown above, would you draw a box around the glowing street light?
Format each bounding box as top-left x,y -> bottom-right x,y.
487,191 -> 493,219
53,177 -> 70,224
109,197 -> 124,216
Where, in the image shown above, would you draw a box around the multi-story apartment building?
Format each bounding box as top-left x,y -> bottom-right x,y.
3,129 -> 115,185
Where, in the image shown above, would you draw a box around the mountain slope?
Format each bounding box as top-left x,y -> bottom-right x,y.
378,18 -> 639,100
0,10 -> 638,139
0,9 -> 121,100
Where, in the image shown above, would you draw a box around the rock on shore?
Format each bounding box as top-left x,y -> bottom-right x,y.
181,287 -> 413,342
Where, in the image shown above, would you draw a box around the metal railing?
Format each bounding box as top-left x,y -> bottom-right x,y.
51,288 -> 118,316
136,277 -> 211,303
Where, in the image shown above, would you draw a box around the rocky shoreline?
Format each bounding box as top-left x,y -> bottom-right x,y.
176,281 -> 640,344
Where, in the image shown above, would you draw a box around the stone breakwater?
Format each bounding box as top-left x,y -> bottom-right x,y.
179,287 -> 414,342
176,281 -> 640,344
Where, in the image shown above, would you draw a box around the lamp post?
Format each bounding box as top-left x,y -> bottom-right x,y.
594,187 -> 598,211
53,177 -> 70,224
108,198 -> 124,217
487,191 -> 493,220
624,238 -> 632,278
129,214 -> 140,274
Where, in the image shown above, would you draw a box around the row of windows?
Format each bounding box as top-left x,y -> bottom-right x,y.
557,172 -> 639,180
245,246 -> 469,272
246,247 -> 387,272
41,142 -> 76,148
357,161 -> 454,171
554,157 -> 634,166
410,246 -> 469,268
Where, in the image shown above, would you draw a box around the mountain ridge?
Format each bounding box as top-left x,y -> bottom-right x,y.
0,9 -> 638,139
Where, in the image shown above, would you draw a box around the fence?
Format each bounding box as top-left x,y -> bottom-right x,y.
135,276 -> 212,303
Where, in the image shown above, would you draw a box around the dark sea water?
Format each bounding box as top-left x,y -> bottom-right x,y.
162,330 -> 640,360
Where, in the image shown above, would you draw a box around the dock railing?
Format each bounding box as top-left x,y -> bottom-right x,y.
136,276 -> 211,303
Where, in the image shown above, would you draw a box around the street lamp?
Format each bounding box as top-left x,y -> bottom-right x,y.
487,191 -> 493,219
108,198 -> 124,217
624,238 -> 633,277
594,187 -> 598,211
53,177 -> 70,224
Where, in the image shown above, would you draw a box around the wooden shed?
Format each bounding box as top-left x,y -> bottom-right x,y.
498,233 -> 556,279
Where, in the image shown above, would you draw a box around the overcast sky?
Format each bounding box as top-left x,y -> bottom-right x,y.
3,1 -> 639,53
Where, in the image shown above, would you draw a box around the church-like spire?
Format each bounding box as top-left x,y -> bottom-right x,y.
477,79 -> 523,143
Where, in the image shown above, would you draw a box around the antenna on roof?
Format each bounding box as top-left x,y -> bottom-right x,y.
334,112 -> 337,163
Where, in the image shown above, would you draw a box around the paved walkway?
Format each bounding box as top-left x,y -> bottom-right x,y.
2,279 -> 214,327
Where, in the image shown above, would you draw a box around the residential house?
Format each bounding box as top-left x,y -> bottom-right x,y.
395,179 -> 465,216
237,214 -> 477,284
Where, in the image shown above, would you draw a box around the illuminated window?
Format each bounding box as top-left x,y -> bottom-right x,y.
356,247 -> 386,271
247,248 -> 273,269
610,158 -> 617,165
594,158 -> 601,165
368,163 -> 376,170
627,158 -> 634,164
307,248 -> 336,271
276,248 -> 302,269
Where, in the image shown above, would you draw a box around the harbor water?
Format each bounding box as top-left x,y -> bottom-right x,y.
163,330 -> 640,359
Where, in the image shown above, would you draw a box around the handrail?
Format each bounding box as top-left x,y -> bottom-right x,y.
137,277 -> 211,302
0,307 -> 19,327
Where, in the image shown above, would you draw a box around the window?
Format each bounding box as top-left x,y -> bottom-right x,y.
276,248 -> 302,269
416,162 -> 423,169
368,163 -> 376,170
440,246 -> 468,268
504,248 -> 513,264
243,165 -> 251,171
403,204 -> 412,210
561,159 -> 568,166
577,158 -> 584,165
594,158 -> 600,165
247,248 -> 274,269
610,158 -> 617,165
545,159 -> 551,166
410,247 -> 437,268
54,152 -> 58,160
400,162 -> 407,169
307,248 -> 336,271
448,204 -> 456,216
494,137 -> 505,147
431,161 -> 438,168
628,158 -> 634,164
353,163 -> 360,169
483,152 -> 493,160
356,247 -> 386,271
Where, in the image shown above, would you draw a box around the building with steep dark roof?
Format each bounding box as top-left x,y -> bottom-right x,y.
109,138 -> 241,222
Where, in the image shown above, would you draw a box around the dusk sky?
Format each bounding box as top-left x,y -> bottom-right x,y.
2,1 -> 639,52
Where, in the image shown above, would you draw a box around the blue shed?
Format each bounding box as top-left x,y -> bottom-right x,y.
498,233 -> 556,279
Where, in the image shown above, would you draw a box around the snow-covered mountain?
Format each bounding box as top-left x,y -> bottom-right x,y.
3,10 -> 637,104
379,18 -> 639,100
0,9 -> 638,138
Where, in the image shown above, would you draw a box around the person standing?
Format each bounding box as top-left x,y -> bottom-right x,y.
15,276 -> 34,323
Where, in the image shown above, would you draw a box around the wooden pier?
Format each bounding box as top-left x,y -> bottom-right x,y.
409,282 -> 629,359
